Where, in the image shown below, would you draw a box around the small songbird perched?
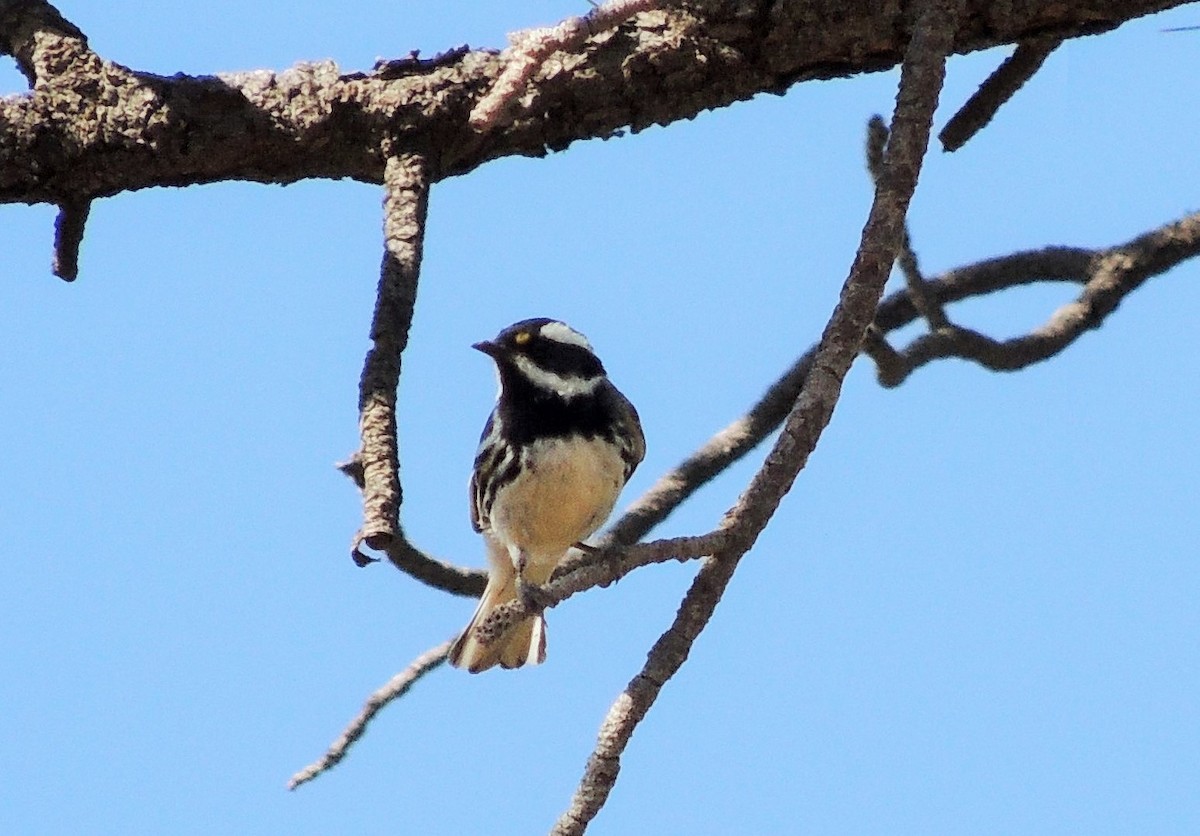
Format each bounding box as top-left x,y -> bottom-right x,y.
448,318 -> 646,673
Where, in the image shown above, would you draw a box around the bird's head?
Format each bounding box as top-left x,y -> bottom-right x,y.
474,318 -> 606,400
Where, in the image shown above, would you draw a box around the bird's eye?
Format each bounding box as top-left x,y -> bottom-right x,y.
514,331 -> 532,346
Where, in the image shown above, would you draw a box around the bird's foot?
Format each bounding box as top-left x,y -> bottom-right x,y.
515,578 -> 552,614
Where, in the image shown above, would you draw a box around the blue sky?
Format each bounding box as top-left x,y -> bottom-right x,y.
3,3 -> 1199,834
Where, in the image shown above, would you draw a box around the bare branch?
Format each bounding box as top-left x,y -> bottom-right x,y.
866,115 -> 948,329
349,151 -> 426,564
940,35 -> 1064,153
382,539 -> 487,598
473,534 -> 728,643
343,150 -> 488,591
286,191 -> 1200,798
469,0 -> 666,130
50,196 -> 89,281
334,451 -> 482,592
303,142 -> 1200,798
873,246 -> 1095,331
4,1 -> 1182,208
287,640 -> 451,790
594,345 -> 817,551
868,210 -> 1200,385
552,3 -> 963,831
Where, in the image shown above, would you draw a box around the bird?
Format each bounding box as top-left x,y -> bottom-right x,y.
447,318 -> 646,673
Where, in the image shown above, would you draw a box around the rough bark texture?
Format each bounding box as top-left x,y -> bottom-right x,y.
0,0 -> 1185,206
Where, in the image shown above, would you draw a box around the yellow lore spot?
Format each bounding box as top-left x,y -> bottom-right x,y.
514,331 -> 532,345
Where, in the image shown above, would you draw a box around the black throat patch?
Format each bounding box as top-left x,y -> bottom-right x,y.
496,369 -> 616,446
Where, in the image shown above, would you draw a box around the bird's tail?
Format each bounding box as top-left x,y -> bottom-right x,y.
447,566 -> 547,673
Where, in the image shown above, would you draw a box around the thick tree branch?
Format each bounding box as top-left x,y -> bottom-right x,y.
1,0 -> 1185,213
0,0 -> 90,85
551,2 -> 963,831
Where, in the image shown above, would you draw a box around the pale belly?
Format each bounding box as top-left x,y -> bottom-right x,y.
488,435 -> 625,575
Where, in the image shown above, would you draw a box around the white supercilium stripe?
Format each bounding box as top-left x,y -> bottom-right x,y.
538,321 -> 593,351
511,354 -> 603,399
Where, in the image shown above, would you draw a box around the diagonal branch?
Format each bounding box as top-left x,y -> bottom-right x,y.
865,114 -> 948,329
551,2 -> 964,832
939,34 -> 1064,153
286,640 -> 451,790
288,203 -> 1200,792
468,0 -> 666,130
289,205 -> 1200,791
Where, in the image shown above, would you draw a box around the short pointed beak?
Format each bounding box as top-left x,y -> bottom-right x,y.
472,340 -> 502,358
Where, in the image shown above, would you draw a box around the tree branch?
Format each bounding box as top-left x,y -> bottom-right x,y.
292,166 -> 1200,800
469,0 -> 666,130
939,34 -> 1065,153
551,2 -> 963,831
866,114 -> 948,329
2,0 -> 1185,213
0,0 -> 91,85
286,206 -> 1200,793
51,195 -> 89,281
866,210 -> 1200,385
345,149 -> 461,587
286,640 -> 451,790
349,151 -> 427,568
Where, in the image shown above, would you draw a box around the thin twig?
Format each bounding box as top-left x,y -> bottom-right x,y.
859,323 -> 909,387
939,34 -> 1064,152
866,115 -> 948,328
384,538 -> 487,597
867,210 -> 1200,385
474,534 -> 727,641
468,0 -> 664,130
583,343 -> 819,558
51,196 -> 90,281
287,640 -> 451,790
551,3 -> 963,832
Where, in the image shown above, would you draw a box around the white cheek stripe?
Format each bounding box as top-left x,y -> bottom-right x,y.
511,354 -> 603,399
539,321 -> 593,350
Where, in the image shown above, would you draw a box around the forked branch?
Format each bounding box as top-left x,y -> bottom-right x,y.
863,211 -> 1200,386
551,1 -> 964,831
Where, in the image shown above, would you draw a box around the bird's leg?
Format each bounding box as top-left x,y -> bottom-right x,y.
515,578 -> 552,613
510,547 -> 552,613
